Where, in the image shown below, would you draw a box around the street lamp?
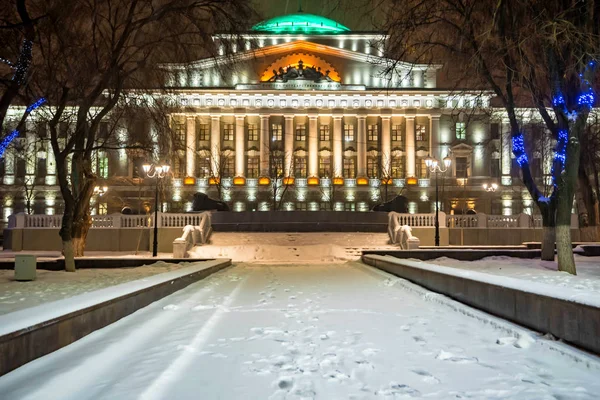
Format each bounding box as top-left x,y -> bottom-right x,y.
94,186 -> 108,196
142,163 -> 170,257
483,182 -> 498,192
425,155 -> 452,246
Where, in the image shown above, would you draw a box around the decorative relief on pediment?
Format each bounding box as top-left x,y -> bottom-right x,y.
260,53 -> 340,82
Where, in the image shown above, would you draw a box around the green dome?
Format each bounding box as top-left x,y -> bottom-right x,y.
251,13 -> 350,35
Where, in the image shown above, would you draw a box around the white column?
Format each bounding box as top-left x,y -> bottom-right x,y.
46,140 -> 56,185
357,115 -> 367,177
333,116 -> 343,177
186,116 -> 196,177
284,115 -> 294,177
381,116 -> 391,176
430,115 -> 440,159
117,126 -> 128,176
235,115 -> 245,177
405,115 -> 416,177
3,150 -> 14,185
260,115 -> 269,176
501,120 -> 511,184
210,115 -> 221,176
308,115 -> 318,177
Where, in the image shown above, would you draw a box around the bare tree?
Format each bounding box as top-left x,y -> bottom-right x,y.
381,0 -> 599,274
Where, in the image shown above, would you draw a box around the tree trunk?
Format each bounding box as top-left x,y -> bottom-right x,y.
541,225 -> 556,261
63,240 -> 76,272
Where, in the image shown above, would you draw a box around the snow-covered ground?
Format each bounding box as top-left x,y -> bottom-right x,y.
429,255 -> 600,294
1,262 -> 598,399
0,261 -> 185,315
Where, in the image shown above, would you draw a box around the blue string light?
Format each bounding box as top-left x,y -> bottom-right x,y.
26,97 -> 46,113
577,90 -> 595,107
552,94 -> 565,107
512,134 -> 528,166
0,130 -> 19,158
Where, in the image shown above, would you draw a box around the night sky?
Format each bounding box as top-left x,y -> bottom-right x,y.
252,0 -> 380,31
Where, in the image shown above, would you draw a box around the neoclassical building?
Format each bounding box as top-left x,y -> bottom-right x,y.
1,12 -> 566,221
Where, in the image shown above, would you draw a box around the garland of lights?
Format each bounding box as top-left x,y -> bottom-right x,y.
12,39 -> 32,84
511,134 -> 528,166
0,97 -> 47,158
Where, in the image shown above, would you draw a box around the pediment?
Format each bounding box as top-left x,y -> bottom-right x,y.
450,143 -> 473,153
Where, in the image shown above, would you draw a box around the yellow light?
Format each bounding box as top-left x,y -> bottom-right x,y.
307,177 -> 319,186
381,178 -> 393,185
209,176 -> 221,185
333,177 -> 344,186
183,176 -> 196,186
233,176 -> 246,186
357,177 -> 369,185
406,176 -> 418,185
283,177 -> 295,185
259,176 -> 271,185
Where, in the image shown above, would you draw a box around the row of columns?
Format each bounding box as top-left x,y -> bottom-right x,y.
182,113 -> 441,179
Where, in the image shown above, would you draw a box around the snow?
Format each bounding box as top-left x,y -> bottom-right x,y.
428,254 -> 600,295
0,261 -> 186,315
0,259 -> 229,337
368,254 -> 600,308
1,261 -> 599,399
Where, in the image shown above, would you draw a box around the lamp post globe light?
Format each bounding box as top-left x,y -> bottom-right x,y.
142,163 -> 171,257
425,155 -> 452,247
483,182 -> 498,192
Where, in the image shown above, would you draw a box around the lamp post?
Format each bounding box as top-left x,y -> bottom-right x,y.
142,163 -> 170,257
425,155 -> 452,246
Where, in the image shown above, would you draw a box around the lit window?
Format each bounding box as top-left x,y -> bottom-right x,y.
198,124 -> 209,141
270,156 -> 284,177
223,157 -> 234,177
98,155 -> 109,179
223,124 -> 234,141
248,124 -> 258,141
271,124 -> 283,141
294,157 -> 307,177
344,124 -> 355,142
456,122 -> 466,140
344,202 -> 356,211
367,124 -> 378,141
197,157 -> 211,177
319,157 -> 331,177
416,124 -> 426,141
391,157 -> 405,178
247,157 -> 259,178
295,125 -> 306,141
343,157 -> 355,178
391,125 -> 402,141
418,158 -> 428,178
367,157 -> 379,178
98,203 -> 108,215
455,157 -> 468,178
174,122 -> 185,150
319,125 -> 330,141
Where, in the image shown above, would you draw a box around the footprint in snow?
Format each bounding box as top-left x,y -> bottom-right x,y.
162,304 -> 179,311
412,336 -> 426,345
411,369 -> 440,384
436,350 -> 478,364
377,382 -> 421,397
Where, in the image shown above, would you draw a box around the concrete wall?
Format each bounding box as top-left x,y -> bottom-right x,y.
449,228 -> 581,246
4,228 -> 150,252
362,255 -> 600,355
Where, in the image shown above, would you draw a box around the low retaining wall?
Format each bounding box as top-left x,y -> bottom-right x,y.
362,248 -> 541,261
362,254 -> 600,355
0,257 -> 215,271
449,228 -> 581,245
0,259 -> 231,376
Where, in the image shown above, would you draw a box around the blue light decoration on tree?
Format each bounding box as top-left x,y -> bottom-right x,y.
512,134 -> 528,166
552,94 -> 565,107
577,90 -> 595,107
0,97 -> 47,158
0,130 -> 19,158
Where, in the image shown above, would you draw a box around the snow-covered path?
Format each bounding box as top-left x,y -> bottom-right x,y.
1,262 -> 599,399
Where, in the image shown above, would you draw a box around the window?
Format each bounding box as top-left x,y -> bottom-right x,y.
344,202 -> 356,211
198,124 -> 209,141
343,157 -> 356,178
132,157 -> 146,179
319,125 -> 330,141
247,157 -> 259,178
490,123 -> 500,140
491,158 -> 500,178
248,124 -> 258,141
98,155 -> 109,179
16,157 -> 26,178
416,124 -> 426,141
294,157 -> 307,177
223,124 -> 234,141
531,157 -> 542,178
319,157 -> 331,177
367,157 -> 379,178
367,124 -> 378,141
98,203 -> 108,215
197,157 -> 211,177
173,156 -> 184,178
344,124 -> 355,142
271,124 -> 283,141
295,125 -> 306,141
296,202 -> 307,211
391,125 -> 402,141
36,157 -> 47,178
271,156 -> 284,177
391,157 -> 405,178
455,156 -> 468,178
223,157 -> 234,177
418,158 -> 428,178
174,122 -> 185,149
456,122 -> 466,140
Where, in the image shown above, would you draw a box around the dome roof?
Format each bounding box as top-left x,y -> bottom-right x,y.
251,13 -> 350,35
